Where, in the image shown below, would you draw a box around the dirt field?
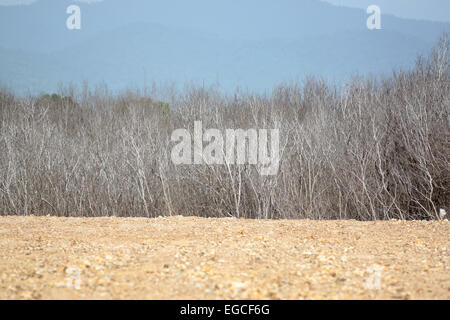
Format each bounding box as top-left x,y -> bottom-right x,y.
0,216 -> 448,300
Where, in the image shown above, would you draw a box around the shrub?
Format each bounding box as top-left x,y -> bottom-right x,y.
0,35 -> 448,220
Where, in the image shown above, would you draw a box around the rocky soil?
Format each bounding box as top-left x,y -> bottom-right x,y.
0,216 -> 448,299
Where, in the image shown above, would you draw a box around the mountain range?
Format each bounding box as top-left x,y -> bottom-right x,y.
1,0 -> 448,95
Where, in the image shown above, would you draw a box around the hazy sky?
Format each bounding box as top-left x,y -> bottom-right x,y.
0,0 -> 103,4
0,0 -> 449,22
321,0 -> 450,22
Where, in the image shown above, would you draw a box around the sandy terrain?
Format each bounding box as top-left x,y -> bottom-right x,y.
0,216 -> 448,300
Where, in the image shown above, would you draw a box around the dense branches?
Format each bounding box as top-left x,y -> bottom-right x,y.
0,35 -> 448,220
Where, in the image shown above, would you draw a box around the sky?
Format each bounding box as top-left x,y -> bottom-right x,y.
321,0 -> 450,22
0,0 -> 449,23
0,0 -> 450,22
0,0 -> 103,4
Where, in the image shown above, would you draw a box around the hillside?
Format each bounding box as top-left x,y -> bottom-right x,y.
0,0 -> 448,94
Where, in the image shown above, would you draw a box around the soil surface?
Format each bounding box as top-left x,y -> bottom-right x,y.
0,216 -> 448,299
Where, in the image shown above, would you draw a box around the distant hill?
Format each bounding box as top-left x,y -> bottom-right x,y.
0,0 -> 448,94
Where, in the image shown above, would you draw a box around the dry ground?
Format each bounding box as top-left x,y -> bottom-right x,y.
0,216 -> 448,299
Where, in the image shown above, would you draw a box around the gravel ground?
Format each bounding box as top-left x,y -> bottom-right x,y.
0,216 -> 448,300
